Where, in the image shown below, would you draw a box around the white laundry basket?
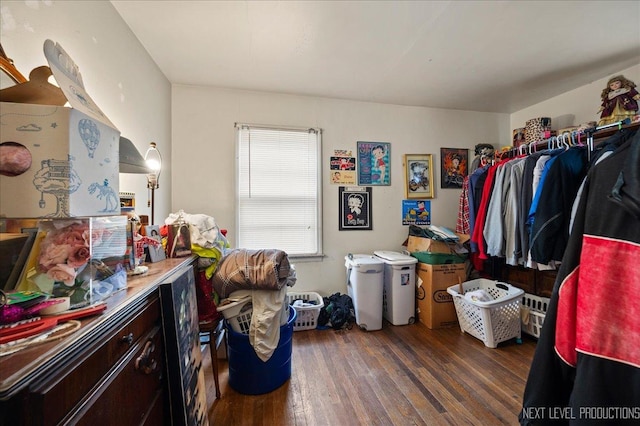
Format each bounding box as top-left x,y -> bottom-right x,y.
286,291 -> 324,331
217,294 -> 288,334
447,279 -> 524,348
521,293 -> 550,338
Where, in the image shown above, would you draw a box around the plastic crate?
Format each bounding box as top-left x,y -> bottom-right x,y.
286,291 -> 324,331
446,279 -> 524,348
521,293 -> 549,338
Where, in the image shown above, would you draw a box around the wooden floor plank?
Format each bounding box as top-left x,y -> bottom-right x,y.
205,321 -> 536,425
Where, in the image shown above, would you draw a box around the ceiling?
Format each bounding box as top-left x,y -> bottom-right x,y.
111,1 -> 640,114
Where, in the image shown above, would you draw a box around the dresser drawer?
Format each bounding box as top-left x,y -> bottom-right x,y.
69,326 -> 165,425
27,293 -> 162,425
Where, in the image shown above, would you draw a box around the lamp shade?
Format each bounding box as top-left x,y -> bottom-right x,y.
119,137 -> 151,174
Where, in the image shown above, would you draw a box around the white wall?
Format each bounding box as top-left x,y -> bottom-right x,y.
510,64 -> 640,136
172,85 -> 509,295
0,1 -> 172,224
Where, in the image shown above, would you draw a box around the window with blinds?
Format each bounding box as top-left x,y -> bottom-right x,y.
236,124 -> 322,257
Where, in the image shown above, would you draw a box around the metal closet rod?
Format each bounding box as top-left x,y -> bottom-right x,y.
504,119 -> 636,157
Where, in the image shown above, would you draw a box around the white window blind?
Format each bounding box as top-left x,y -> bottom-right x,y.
236,124 -> 322,257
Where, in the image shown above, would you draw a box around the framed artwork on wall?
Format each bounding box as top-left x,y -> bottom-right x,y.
356,141 -> 390,186
339,186 -> 372,230
402,199 -> 431,225
329,150 -> 357,185
403,154 -> 434,199
440,148 -> 468,189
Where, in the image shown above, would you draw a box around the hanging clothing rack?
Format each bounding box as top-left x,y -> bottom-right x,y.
499,119 -> 639,160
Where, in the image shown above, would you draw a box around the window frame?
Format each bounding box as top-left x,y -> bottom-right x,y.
235,123 -> 323,259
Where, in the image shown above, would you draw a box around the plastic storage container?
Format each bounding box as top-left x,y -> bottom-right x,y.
446,279 -> 524,348
286,291 -> 324,331
345,254 -> 384,331
227,306 -> 297,395
374,250 -> 418,325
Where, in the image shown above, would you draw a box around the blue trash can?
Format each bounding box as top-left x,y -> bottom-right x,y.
227,305 -> 296,395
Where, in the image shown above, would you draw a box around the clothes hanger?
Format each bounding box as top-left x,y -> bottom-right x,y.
560,133 -> 570,150
518,142 -> 528,156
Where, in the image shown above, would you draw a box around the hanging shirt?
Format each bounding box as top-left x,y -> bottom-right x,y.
456,176 -> 470,234
505,158 -> 526,265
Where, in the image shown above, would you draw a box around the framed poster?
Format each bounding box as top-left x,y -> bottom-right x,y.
160,265 -> 209,426
440,148 -> 468,189
339,186 -> 372,230
402,200 -> 431,225
357,141 -> 390,186
329,150 -> 357,185
403,154 -> 434,199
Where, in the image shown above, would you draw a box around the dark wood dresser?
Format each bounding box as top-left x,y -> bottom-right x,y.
0,257 -> 195,425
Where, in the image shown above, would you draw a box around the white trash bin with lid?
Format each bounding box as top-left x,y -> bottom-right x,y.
374,250 -> 418,325
345,254 -> 384,331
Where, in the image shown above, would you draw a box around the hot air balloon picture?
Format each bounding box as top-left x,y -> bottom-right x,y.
78,118 -> 100,158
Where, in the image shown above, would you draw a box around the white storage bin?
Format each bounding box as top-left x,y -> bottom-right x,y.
446,279 -> 524,348
345,254 -> 384,331
521,293 -> 550,338
286,291 -> 324,331
374,250 -> 418,326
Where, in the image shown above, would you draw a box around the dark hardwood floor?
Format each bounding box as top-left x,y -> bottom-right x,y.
201,321 -> 537,425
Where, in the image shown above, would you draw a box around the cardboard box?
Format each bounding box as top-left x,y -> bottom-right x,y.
405,234 -> 469,255
407,235 -> 453,254
416,262 -> 467,329
1,40 -> 120,218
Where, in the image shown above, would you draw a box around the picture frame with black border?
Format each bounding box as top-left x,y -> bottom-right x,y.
339,186 -> 372,230
440,147 -> 468,189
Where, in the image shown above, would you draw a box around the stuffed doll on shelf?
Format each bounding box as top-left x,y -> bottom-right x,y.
597,75 -> 639,126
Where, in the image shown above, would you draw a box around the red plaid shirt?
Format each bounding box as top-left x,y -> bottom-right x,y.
456,176 -> 470,234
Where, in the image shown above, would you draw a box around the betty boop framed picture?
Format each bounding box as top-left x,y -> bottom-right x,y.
440,148 -> 468,189
339,186 -> 372,230
357,141 -> 390,186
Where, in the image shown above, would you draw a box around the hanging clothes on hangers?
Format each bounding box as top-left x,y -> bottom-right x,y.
467,164 -> 490,255
569,127 -> 638,234
529,146 -> 589,265
470,163 -> 500,267
518,151 -> 545,267
520,130 -> 640,425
